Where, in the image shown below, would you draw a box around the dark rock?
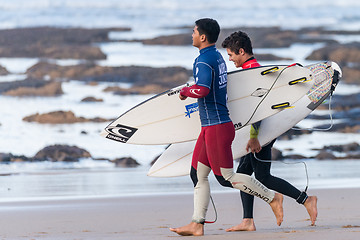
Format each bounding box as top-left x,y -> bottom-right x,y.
331,93 -> 360,111
0,153 -> 31,162
343,153 -> 360,159
2,80 -> 63,97
150,154 -> 161,166
306,43 -> 360,65
272,148 -> 284,160
256,54 -> 292,61
81,96 -> 103,102
141,33 -> 192,46
33,144 -> 92,162
283,154 -> 308,160
0,79 -> 63,96
324,142 -> 360,152
315,150 -> 336,160
27,62 -> 191,94
22,110 -> 110,124
315,121 -> 360,134
0,27 -> 130,59
137,26 -> 342,49
0,65 -> 8,75
278,128 -> 312,140
341,66 -> 360,84
106,84 -> 172,95
112,157 -> 140,168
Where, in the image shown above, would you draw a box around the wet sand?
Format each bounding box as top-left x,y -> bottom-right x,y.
0,188 -> 359,239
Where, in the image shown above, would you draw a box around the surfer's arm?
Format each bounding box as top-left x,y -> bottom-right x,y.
247,121 -> 262,153
250,121 -> 261,139
180,85 -> 210,99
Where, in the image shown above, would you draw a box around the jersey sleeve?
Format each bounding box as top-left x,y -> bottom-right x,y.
180,85 -> 210,98
194,62 -> 213,89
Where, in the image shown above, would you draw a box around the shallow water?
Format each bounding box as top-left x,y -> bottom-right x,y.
0,159 -> 359,202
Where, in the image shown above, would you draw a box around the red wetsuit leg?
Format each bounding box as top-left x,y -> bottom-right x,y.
191,127 -> 211,170
204,122 -> 235,176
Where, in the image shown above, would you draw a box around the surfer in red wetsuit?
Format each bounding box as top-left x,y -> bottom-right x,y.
222,31 -> 318,231
169,19 -> 284,237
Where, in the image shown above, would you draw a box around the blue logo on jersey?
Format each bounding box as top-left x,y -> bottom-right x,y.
185,103 -> 199,118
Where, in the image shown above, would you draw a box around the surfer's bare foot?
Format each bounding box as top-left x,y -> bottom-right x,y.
226,218 -> 256,232
269,193 -> 284,226
304,196 -> 318,226
169,222 -> 204,236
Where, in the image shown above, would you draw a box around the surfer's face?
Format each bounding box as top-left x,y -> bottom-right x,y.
192,26 -> 205,48
226,48 -> 246,68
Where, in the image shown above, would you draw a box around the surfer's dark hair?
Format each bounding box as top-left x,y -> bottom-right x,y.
222,31 -> 254,55
195,18 -> 220,44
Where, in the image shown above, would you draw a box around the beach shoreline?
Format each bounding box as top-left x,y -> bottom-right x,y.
1,188 -> 359,239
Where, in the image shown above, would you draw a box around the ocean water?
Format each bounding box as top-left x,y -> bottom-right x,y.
1,0 -> 360,30
0,0 -> 359,200
1,159 -> 360,202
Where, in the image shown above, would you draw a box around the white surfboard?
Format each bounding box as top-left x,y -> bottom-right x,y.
147,62 -> 341,177
102,64 -> 313,145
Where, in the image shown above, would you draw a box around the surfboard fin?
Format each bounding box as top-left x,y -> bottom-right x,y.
289,77 -> 311,85
271,102 -> 292,109
261,66 -> 280,75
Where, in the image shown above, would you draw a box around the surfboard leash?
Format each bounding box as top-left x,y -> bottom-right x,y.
204,195 -> 218,224
253,153 -> 309,193
291,94 -> 334,131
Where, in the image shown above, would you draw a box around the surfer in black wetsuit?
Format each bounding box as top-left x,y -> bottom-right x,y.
222,31 -> 318,231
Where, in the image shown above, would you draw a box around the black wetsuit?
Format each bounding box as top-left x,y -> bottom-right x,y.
237,58 -> 308,219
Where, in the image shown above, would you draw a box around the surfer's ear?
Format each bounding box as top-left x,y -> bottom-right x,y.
238,48 -> 245,55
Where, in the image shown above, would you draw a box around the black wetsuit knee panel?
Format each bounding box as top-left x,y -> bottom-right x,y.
190,166 -> 198,187
215,175 -> 233,188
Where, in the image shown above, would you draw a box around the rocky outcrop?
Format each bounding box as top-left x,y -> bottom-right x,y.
141,33 -> 192,46
137,26 -> 342,49
26,62 -> 191,94
3,81 -> 63,97
314,151 -> 337,160
0,27 -> 129,59
33,145 -> 92,162
278,128 -> 312,140
341,66 -> 360,84
0,65 -> 8,75
0,153 -> 31,163
22,110 -> 110,124
306,43 -> 360,65
0,145 -> 142,167
324,142 -> 360,152
272,148 -> 284,160
112,157 -> 140,168
255,54 -> 292,61
0,79 -> 63,96
81,96 -> 103,102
